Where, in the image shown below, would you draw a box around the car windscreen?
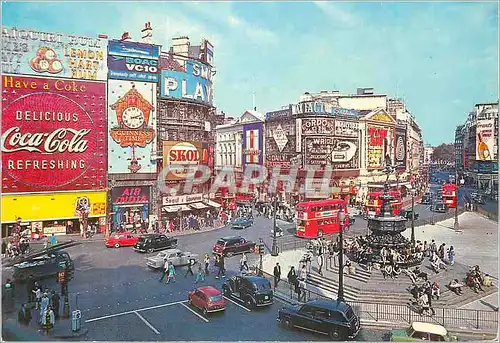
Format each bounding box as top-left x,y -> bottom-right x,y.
254,281 -> 271,291
345,307 -> 356,320
209,295 -> 223,302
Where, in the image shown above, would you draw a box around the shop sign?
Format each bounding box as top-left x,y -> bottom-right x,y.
367,126 -> 390,169
162,193 -> 203,206
242,123 -> 263,167
265,108 -> 291,121
2,26 -> 107,80
1,75 -> 107,192
296,119 -> 302,152
160,56 -> 213,106
304,137 -> 359,169
43,225 -> 66,235
266,154 -> 296,168
108,80 -> 156,174
108,55 -> 158,82
292,101 -> 359,117
108,40 -> 160,59
334,120 -> 359,137
162,141 -> 208,181
112,186 -> 150,205
301,118 -> 335,135
273,124 -> 288,152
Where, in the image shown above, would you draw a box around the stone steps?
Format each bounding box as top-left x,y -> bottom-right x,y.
305,272 -> 359,301
315,265 -> 371,284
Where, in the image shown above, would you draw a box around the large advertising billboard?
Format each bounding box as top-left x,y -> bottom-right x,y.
162,141 -> 209,181
304,137 -> 359,169
265,120 -> 298,168
107,55 -> 158,82
108,80 -> 157,174
1,75 -> 107,192
301,118 -> 335,135
2,26 -> 107,80
108,40 -> 160,59
394,127 -> 407,169
367,125 -> 393,169
242,122 -> 263,167
475,119 -> 495,161
159,53 -> 213,106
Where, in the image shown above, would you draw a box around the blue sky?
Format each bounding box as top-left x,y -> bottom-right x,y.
3,1 -> 498,145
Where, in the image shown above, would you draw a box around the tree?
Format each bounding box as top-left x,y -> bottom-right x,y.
431,143 -> 455,163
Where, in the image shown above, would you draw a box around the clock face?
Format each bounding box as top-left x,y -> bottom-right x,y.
122,107 -> 145,129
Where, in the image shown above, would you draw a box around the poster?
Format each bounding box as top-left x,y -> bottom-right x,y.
107,80 -> 157,174
1,75 -> 107,192
394,128 -> 407,169
304,137 -> 359,169
2,26 -> 107,80
367,125 -> 390,169
242,122 -> 263,167
162,141 -> 208,181
475,119 -> 495,161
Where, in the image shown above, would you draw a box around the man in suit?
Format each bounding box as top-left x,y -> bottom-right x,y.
273,263 -> 281,288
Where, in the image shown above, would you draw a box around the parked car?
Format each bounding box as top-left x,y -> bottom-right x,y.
277,299 -> 360,340
400,209 -> 420,220
232,217 -> 253,230
105,232 -> 139,248
133,234 -> 178,253
188,286 -> 226,316
146,248 -> 198,269
222,274 -> 273,309
432,201 -> 447,213
390,322 -> 457,341
420,194 -> 432,205
212,236 -> 255,257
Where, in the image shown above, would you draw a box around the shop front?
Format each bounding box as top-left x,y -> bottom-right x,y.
111,186 -> 151,233
1,191 -> 107,238
161,193 -> 220,230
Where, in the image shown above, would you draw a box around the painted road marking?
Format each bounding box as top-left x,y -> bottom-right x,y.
223,296 -> 251,312
85,300 -> 188,323
180,302 -> 209,323
134,311 -> 160,334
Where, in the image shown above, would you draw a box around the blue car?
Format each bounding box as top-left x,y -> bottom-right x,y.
231,217 -> 253,230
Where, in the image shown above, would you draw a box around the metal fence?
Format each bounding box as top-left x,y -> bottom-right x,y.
258,270 -> 498,332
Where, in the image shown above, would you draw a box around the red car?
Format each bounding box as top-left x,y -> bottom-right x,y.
188,286 -> 226,315
105,232 -> 139,248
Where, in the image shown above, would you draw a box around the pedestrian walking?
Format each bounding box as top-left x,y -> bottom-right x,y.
185,258 -> 196,277
448,246 -> 455,266
204,254 -> 210,276
438,243 -> 446,260
216,255 -> 226,279
40,292 -> 50,320
273,263 -> 281,288
18,304 -> 32,326
213,254 -> 220,276
33,283 -> 42,310
240,253 -> 249,272
166,263 -> 176,283
49,233 -> 57,247
41,306 -> 55,335
317,254 -> 324,276
51,291 -> 60,320
159,260 -> 169,283
429,240 -> 437,257
195,265 -> 205,284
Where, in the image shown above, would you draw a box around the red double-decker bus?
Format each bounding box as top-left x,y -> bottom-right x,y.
365,191 -> 402,217
442,183 -> 457,208
295,199 -> 349,239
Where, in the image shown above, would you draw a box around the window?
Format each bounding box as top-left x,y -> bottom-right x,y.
411,331 -> 429,340
299,305 -> 316,316
314,309 -> 330,319
330,311 -> 345,321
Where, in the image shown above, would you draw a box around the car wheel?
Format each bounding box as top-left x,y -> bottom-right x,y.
225,251 -> 233,258
317,230 -> 324,238
223,286 -> 231,296
245,297 -> 255,309
328,327 -> 342,340
203,307 -> 208,316
281,316 -> 292,328
147,248 -> 154,253
114,243 -> 120,248
188,298 -> 192,306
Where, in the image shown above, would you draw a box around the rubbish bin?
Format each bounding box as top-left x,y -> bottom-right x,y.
71,310 -> 81,332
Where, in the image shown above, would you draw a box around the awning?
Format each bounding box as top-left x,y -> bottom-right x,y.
204,200 -> 221,208
190,202 -> 208,210
179,205 -> 191,211
163,205 -> 180,213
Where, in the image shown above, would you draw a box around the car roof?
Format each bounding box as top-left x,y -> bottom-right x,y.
243,275 -> 270,284
220,236 -> 241,241
159,248 -> 181,254
306,299 -> 351,312
411,322 -> 447,336
141,233 -> 165,238
197,286 -> 221,296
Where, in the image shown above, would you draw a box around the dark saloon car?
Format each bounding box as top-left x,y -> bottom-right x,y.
420,194 -> 432,205
431,201 -> 447,213
400,209 -> 419,220
277,299 -> 361,340
231,217 -> 253,230
212,236 -> 255,257
133,234 -> 178,253
222,274 -> 273,309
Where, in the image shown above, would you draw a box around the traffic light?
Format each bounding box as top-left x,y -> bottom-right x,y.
258,243 -> 265,255
57,271 -> 66,284
66,269 -> 74,281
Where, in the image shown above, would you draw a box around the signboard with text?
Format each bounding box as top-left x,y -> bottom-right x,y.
242,122 -> 263,167
162,141 -> 209,181
304,136 -> 359,169
3,26 -> 107,80
367,125 -> 392,169
394,127 -> 407,169
111,186 -> 150,205
1,75 -> 107,193
107,55 -> 158,82
475,119 -> 495,161
108,40 -> 160,59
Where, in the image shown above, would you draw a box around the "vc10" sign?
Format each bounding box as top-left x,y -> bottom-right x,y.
108,55 -> 158,82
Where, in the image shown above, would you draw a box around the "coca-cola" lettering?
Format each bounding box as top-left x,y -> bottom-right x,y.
1,127 -> 90,153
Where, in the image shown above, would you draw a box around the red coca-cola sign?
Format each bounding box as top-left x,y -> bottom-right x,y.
1,75 -> 107,192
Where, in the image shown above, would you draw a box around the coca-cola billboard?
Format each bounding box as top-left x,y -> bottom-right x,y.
1,74 -> 106,192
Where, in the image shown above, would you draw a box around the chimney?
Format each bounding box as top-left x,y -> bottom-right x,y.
120,32 -> 132,42
141,22 -> 153,44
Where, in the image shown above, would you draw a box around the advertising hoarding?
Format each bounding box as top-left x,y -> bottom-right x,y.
394,127 -> 407,169
107,55 -> 158,82
265,120 -> 297,168
475,119 -> 495,161
2,26 -> 107,80
242,122 -> 263,167
367,125 -> 392,169
304,137 -> 359,169
108,80 -> 157,174
1,75 -> 107,193
162,141 -> 209,181
108,40 -> 160,59
301,118 -> 335,135
334,120 -> 359,137
265,108 -> 292,121
159,55 -> 213,106
291,101 -> 360,117
111,186 -> 150,204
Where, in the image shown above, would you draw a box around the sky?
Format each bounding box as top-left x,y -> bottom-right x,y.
2,1 -> 498,146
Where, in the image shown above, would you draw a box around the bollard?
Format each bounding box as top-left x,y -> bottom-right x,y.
71,310 -> 82,332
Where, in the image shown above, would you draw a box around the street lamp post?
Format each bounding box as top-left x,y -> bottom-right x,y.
271,197 -> 279,256
453,169 -> 465,231
410,189 -> 416,244
337,208 -> 346,302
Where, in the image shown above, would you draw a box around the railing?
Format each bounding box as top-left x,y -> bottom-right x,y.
258,270 -> 498,332
409,207 -> 466,228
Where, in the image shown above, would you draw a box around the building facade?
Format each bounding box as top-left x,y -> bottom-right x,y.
1,27 -> 108,237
